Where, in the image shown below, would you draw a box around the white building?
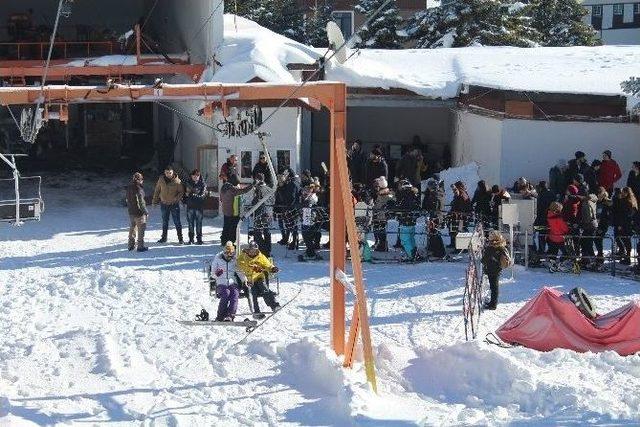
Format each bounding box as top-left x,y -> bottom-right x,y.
582,0 -> 640,45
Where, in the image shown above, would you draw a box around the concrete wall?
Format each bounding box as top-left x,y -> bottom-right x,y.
147,0 -> 224,62
501,119 -> 640,185
452,111 -> 503,187
452,110 -> 640,188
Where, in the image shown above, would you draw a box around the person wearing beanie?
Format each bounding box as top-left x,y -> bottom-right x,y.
373,175 -> 395,251
481,230 -> 510,310
236,241 -> 280,317
126,172 -> 149,252
598,150 -> 622,193
213,241 -> 240,321
547,201 -> 569,261
567,151 -> 589,183
549,159 -> 568,200
365,147 -> 388,195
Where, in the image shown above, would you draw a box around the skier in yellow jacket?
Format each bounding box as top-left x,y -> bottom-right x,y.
236,241 -> 280,318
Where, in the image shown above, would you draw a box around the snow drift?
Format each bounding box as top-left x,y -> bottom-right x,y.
497,287 -> 640,355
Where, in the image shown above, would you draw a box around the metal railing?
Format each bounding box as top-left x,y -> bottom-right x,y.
0,40 -> 117,60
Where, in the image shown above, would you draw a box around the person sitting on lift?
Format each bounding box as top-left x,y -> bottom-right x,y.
213,241 -> 240,321
236,241 -> 280,319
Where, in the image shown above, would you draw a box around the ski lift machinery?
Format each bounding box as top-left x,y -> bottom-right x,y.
0,153 -> 44,225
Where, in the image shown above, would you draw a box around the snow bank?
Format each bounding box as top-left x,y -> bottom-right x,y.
438,162 -> 481,204
218,14 -> 640,100
206,15 -> 319,84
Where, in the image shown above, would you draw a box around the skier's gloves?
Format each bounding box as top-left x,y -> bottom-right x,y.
215,268 -> 224,277
270,266 -> 279,273
252,266 -> 263,273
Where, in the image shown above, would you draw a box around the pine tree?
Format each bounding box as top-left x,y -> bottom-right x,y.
406,0 -> 538,48
622,77 -> 640,112
304,1 -> 334,47
236,0 -> 305,42
528,0 -> 599,46
355,0 -> 404,49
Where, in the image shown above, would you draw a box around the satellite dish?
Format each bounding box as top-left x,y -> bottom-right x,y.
326,21 -> 348,64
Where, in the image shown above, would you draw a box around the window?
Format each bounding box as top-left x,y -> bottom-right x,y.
634,3 -> 640,14
240,151 -> 253,179
331,11 -> 354,38
592,5 -> 603,16
613,4 -> 624,15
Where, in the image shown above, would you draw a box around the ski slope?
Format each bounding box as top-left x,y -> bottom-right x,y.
1,173 -> 640,425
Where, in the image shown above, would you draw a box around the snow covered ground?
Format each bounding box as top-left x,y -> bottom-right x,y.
2,173 -> 640,426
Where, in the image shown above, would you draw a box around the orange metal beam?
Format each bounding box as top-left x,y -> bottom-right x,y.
0,64 -> 205,83
0,81 -> 343,106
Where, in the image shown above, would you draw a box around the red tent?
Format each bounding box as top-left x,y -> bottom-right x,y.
496,287 -> 640,356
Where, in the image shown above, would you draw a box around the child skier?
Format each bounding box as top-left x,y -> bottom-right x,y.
213,241 -> 240,321
236,241 -> 280,318
481,230 -> 511,310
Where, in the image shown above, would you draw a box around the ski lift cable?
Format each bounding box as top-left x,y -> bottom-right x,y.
249,0 -> 395,136
5,106 -> 21,132
27,0 -> 65,143
155,101 -> 222,133
140,0 -> 159,32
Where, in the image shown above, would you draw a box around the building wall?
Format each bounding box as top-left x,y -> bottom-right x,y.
582,0 -> 640,45
217,107 -> 302,185
452,111 -> 503,187
452,110 -> 640,188
500,119 -> 640,185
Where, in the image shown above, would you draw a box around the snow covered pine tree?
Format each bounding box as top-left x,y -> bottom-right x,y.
406,0 -> 537,48
355,0 -> 404,48
622,77 -> 640,112
528,0 -> 599,46
304,1 -> 334,47
237,0 -> 305,42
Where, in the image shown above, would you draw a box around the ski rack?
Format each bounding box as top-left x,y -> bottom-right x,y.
0,153 -> 44,225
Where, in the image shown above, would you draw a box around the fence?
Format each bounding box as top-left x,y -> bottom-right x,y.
242,202 -> 640,279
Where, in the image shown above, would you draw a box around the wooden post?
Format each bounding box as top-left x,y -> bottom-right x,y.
329,100 -> 346,356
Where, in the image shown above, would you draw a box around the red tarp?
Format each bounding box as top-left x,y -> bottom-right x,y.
496,287 -> 640,356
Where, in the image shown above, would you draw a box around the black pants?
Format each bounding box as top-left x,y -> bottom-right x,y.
251,279 -> 277,313
581,226 -> 596,259
547,241 -> 565,260
302,227 -> 318,257
487,273 -> 499,308
253,228 -> 272,257
221,215 -> 240,245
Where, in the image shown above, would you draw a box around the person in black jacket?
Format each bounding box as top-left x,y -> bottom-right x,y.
347,141 -> 367,185
471,180 -> 491,226
626,161 -> 640,200
126,172 -> 149,252
251,173 -> 272,256
614,187 -> 638,265
277,168 -> 300,250
481,230 -> 510,310
534,181 -> 555,253
594,187 -> 612,264
251,153 -> 273,187
184,169 -> 206,245
364,148 -> 388,195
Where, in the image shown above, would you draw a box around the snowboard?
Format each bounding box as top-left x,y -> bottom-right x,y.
231,288 -> 303,348
178,318 -> 259,332
298,253 -> 323,262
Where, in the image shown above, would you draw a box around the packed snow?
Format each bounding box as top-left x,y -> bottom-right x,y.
1,173 -> 640,425
214,14 -> 640,103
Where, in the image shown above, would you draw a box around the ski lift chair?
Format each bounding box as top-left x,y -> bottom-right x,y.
203,258 -> 280,313
0,154 -> 44,225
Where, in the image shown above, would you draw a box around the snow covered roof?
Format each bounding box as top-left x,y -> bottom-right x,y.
215,15 -> 640,101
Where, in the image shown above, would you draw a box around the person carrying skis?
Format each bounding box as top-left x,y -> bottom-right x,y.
213,241 -> 240,321
236,241 -> 280,318
481,230 -> 510,310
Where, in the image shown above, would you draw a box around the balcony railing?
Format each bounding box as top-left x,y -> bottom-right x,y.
0,40 -> 117,61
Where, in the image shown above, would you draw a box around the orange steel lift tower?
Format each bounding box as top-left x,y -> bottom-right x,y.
0,81 -> 377,391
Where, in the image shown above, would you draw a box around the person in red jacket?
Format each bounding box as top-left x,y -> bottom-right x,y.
547,201 -> 569,260
562,185 -> 581,224
598,150 -> 622,193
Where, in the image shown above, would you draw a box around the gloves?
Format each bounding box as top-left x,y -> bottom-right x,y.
215,268 -> 223,277
271,266 -> 279,273
252,266 -> 263,273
